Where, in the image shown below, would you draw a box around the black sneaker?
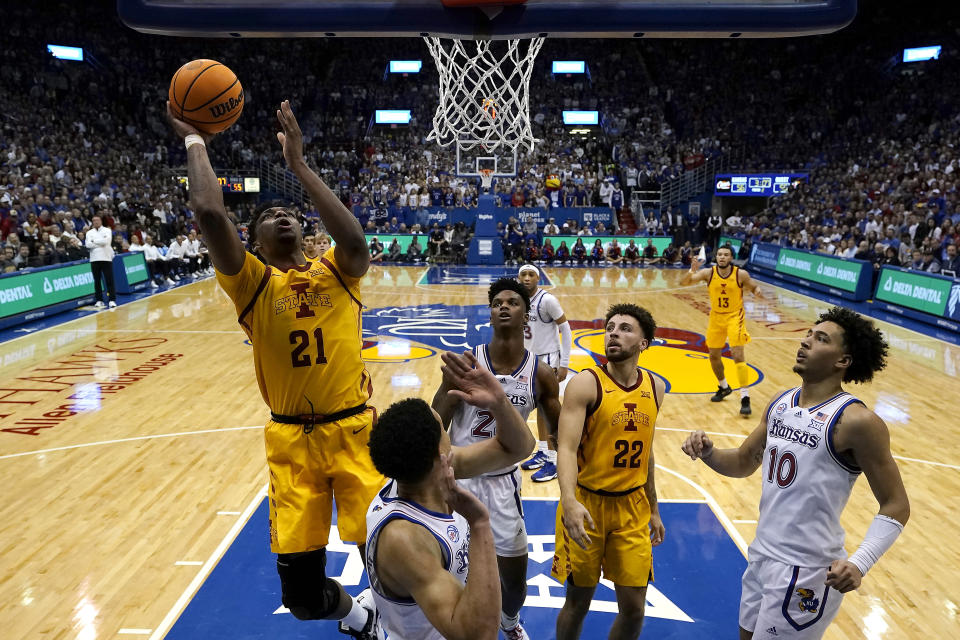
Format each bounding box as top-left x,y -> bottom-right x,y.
710,385 -> 733,402
740,397 -> 752,416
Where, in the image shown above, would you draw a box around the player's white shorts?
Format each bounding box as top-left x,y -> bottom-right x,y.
739,556 -> 844,639
457,467 -> 527,557
536,351 -> 560,369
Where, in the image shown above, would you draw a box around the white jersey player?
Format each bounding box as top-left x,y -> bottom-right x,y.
682,307 -> 910,640
365,350 -> 536,640
517,263 -> 571,482
366,480 -> 469,640
433,278 -> 561,640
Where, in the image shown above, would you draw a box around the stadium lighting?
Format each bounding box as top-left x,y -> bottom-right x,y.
562,111 -> 599,126
552,61 -> 586,74
47,45 -> 84,61
375,110 -> 412,125
902,46 -> 941,63
389,60 -> 422,73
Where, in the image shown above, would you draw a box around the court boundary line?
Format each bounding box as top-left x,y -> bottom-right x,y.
147,484 -> 267,640
656,426 -> 960,470
655,463 -> 750,556
0,278 -> 211,347
0,425 -> 264,460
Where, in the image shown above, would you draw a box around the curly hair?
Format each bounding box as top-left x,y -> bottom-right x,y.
816,306 -> 888,384
488,277 -> 530,312
368,398 -> 441,484
605,303 -> 657,342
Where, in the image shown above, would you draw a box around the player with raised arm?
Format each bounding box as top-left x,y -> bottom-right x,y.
168,100 -> 383,639
517,263 -> 572,483
681,307 -> 910,640
680,243 -> 763,416
432,277 -> 561,640
553,304 -> 666,640
366,350 -> 537,640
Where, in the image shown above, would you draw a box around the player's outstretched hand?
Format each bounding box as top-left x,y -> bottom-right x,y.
441,350 -> 506,410
561,499 -> 595,550
690,255 -> 703,272
825,559 -> 862,593
275,100 -> 304,168
439,451 -> 489,525
649,512 -> 665,546
681,430 -> 714,460
166,101 -> 214,143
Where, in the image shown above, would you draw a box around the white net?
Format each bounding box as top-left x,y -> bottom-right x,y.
424,36 -> 544,153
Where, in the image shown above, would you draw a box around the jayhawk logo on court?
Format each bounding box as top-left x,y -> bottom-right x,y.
796,588 -> 820,613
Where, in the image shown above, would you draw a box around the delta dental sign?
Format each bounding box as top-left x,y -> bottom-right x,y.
776,249 -> 860,292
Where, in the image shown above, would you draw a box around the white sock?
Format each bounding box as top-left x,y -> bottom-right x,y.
501,611 -> 520,631
718,378 -> 730,389
545,449 -> 558,463
741,388 -> 750,399
341,596 -> 368,631
537,440 -> 547,453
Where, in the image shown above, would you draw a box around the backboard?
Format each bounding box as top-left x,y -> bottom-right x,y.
117,0 -> 858,39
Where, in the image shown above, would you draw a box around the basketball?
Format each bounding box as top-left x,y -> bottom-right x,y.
546,174 -> 561,190
168,59 -> 244,134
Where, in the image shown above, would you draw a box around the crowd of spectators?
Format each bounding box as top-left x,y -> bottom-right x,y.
1,1 -> 958,281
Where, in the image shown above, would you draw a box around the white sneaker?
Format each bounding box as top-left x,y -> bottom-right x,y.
338,588 -> 384,640
150,281 -> 159,289
501,621 -> 531,640
173,275 -> 181,281
94,301 -> 105,309
108,301 -> 117,308
165,278 -> 176,286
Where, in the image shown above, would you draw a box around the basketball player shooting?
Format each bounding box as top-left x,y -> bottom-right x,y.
167,100 -> 385,639
681,307 -> 910,640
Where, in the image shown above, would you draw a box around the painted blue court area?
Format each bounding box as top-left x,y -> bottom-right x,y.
418,265 -> 554,286
167,499 -> 746,639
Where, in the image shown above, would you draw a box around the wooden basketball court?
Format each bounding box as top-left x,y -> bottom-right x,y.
0,264 -> 956,639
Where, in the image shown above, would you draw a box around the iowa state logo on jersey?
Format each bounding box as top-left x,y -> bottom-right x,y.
273,283 -> 332,316
612,403 -> 650,431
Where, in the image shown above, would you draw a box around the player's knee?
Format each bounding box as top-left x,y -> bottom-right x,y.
276,549 -> 341,620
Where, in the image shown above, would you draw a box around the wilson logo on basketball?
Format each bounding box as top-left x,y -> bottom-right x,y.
209,90 -> 244,118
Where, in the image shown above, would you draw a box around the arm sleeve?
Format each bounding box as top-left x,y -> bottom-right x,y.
558,320 -> 572,367
847,514 -> 904,577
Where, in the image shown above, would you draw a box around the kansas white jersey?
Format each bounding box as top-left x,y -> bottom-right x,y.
449,344 -> 538,476
365,481 -> 470,640
749,388 -> 864,568
524,289 -> 564,356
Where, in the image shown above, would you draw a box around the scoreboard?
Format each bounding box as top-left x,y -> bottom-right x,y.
178,176 -> 260,193
714,173 -> 807,197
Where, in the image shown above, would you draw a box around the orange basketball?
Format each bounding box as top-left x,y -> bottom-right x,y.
169,59 -> 244,134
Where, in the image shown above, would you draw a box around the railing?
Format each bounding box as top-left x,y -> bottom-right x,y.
659,148 -> 744,212
630,189 -> 661,218
258,159 -> 307,205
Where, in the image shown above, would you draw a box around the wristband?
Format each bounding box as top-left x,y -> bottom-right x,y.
184,134 -> 206,150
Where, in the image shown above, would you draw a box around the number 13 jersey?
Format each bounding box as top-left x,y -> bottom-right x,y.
215,249 -> 371,416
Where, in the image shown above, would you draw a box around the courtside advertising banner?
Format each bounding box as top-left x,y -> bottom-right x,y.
0,262 -> 95,319
875,267 -> 960,321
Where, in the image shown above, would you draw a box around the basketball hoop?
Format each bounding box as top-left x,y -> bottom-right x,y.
480,168 -> 494,192
425,35 -> 544,153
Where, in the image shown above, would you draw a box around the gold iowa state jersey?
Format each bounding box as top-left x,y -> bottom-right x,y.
577,364 -> 659,493
216,249 -> 371,416
708,265 -> 744,315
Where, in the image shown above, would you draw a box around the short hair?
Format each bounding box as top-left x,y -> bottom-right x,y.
368,398 -> 441,484
717,244 -> 734,256
248,200 -> 293,249
488,277 -> 530,312
316,232 -> 331,244
816,306 -> 888,384
604,303 -> 657,342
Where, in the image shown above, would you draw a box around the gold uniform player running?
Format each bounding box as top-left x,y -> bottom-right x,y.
553,304 -> 666,640
168,100 -> 383,639
681,244 -> 764,416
